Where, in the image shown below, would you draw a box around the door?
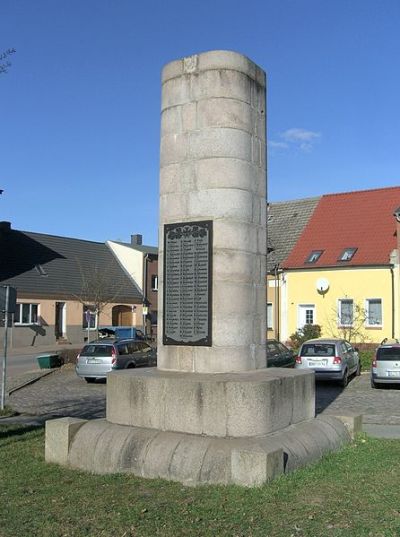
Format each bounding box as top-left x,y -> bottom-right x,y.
298,304 -> 316,329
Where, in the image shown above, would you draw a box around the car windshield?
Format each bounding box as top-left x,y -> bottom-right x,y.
81,345 -> 113,356
377,347 -> 400,361
301,344 -> 335,357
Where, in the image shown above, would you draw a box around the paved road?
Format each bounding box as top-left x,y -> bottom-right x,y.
3,368 -> 400,437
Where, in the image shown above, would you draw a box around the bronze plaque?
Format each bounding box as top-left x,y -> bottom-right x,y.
163,221 -> 212,346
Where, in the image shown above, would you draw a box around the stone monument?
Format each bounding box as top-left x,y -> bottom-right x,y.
45,51 -> 360,487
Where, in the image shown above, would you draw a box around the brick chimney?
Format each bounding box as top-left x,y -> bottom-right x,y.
0,221 -> 11,235
131,234 -> 143,246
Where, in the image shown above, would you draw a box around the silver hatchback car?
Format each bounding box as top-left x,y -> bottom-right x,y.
371,342 -> 400,388
295,338 -> 360,387
75,339 -> 156,383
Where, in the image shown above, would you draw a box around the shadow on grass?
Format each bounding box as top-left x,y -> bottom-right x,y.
0,424 -> 43,441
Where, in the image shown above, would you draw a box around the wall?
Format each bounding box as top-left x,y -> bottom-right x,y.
282,266 -> 393,344
1,298 -> 143,349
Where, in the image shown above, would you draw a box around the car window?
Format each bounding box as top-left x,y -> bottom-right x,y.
117,344 -> 129,355
301,344 -> 335,357
81,345 -> 113,356
266,342 -> 279,355
377,347 -> 400,361
277,343 -> 289,353
127,342 -> 140,354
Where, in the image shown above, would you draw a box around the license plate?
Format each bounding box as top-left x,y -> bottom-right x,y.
387,371 -> 400,377
87,358 -> 101,364
308,359 -> 327,367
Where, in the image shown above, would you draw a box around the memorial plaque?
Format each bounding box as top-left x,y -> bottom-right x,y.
163,221 -> 212,346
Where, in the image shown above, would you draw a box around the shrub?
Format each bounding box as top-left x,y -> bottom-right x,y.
289,324 -> 322,350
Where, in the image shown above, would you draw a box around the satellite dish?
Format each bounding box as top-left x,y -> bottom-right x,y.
316,278 -> 329,293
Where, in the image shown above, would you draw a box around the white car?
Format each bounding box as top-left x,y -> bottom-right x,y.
371,342 -> 400,388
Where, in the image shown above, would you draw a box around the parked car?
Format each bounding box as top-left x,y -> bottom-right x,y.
294,338 -> 360,387
371,341 -> 400,388
75,339 -> 156,383
266,339 -> 295,368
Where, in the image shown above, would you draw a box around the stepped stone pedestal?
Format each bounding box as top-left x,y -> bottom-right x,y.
45,51 -> 358,486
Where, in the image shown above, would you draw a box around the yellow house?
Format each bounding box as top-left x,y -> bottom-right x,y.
269,187 -> 400,345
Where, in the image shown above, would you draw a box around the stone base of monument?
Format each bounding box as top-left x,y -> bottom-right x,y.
45,368 -> 361,487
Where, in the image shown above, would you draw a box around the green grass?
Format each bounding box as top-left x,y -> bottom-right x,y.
1,425 -> 400,536
0,405 -> 18,417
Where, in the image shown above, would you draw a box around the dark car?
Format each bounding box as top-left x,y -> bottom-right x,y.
75,338 -> 156,383
266,339 -> 295,368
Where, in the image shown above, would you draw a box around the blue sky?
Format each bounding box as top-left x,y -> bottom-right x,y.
1,0 -> 399,246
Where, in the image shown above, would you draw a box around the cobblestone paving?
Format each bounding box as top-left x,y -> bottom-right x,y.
8,367 -> 106,420
4,368 -> 400,427
317,372 -> 400,424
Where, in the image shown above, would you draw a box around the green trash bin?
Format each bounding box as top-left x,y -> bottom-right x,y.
36,354 -> 61,369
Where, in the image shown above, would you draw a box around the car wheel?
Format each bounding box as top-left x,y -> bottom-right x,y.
340,370 -> 348,388
371,378 -> 378,389
85,377 -> 96,384
127,363 -> 136,369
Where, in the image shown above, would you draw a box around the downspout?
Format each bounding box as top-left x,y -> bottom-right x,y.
274,264 -> 280,341
142,254 -> 150,337
390,266 -> 395,339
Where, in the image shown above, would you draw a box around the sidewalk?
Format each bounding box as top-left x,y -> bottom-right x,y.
6,342 -> 83,357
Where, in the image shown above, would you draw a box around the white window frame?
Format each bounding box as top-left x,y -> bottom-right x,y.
82,305 -> 98,330
14,303 -> 40,325
338,298 -> 354,327
151,275 -> 158,292
267,302 -> 273,330
365,298 -> 383,327
297,304 -> 316,329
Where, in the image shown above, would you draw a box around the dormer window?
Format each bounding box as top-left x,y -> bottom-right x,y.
306,250 -> 323,263
338,248 -> 357,262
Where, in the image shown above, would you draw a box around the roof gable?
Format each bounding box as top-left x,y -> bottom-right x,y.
283,186 -> 400,269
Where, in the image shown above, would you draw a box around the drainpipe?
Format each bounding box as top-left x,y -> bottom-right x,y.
274,264 -> 281,341
393,207 -> 400,340
390,266 -> 395,339
142,254 -> 150,337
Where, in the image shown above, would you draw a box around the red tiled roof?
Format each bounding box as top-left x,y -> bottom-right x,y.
283,186 -> 400,268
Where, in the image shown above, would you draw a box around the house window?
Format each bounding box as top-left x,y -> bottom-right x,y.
366,299 -> 382,326
298,304 -> 316,329
151,275 -> 158,291
82,305 -> 97,329
338,248 -> 357,262
267,303 -> 273,330
305,250 -> 323,263
338,299 -> 353,326
15,303 -> 39,325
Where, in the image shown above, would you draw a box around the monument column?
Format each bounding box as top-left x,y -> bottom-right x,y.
158,50 -> 267,373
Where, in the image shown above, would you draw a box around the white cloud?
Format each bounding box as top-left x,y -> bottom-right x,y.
280,128 -> 321,152
268,140 -> 289,150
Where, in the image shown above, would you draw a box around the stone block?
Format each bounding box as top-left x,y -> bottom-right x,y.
213,220 -> 258,253
106,368 -> 316,438
160,162 -> 196,195
161,76 -> 191,109
45,417 -> 87,465
231,447 -> 283,487
160,132 -> 189,166
186,188 -> 254,222
197,98 -> 253,133
332,414 -> 363,438
191,69 -> 252,103
195,158 -> 260,193
189,128 -> 252,161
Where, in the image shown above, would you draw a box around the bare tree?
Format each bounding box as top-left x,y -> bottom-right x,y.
325,299 -> 369,344
0,49 -> 16,75
74,260 -> 126,336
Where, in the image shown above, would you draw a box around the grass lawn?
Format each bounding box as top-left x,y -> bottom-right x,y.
1,425 -> 400,536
